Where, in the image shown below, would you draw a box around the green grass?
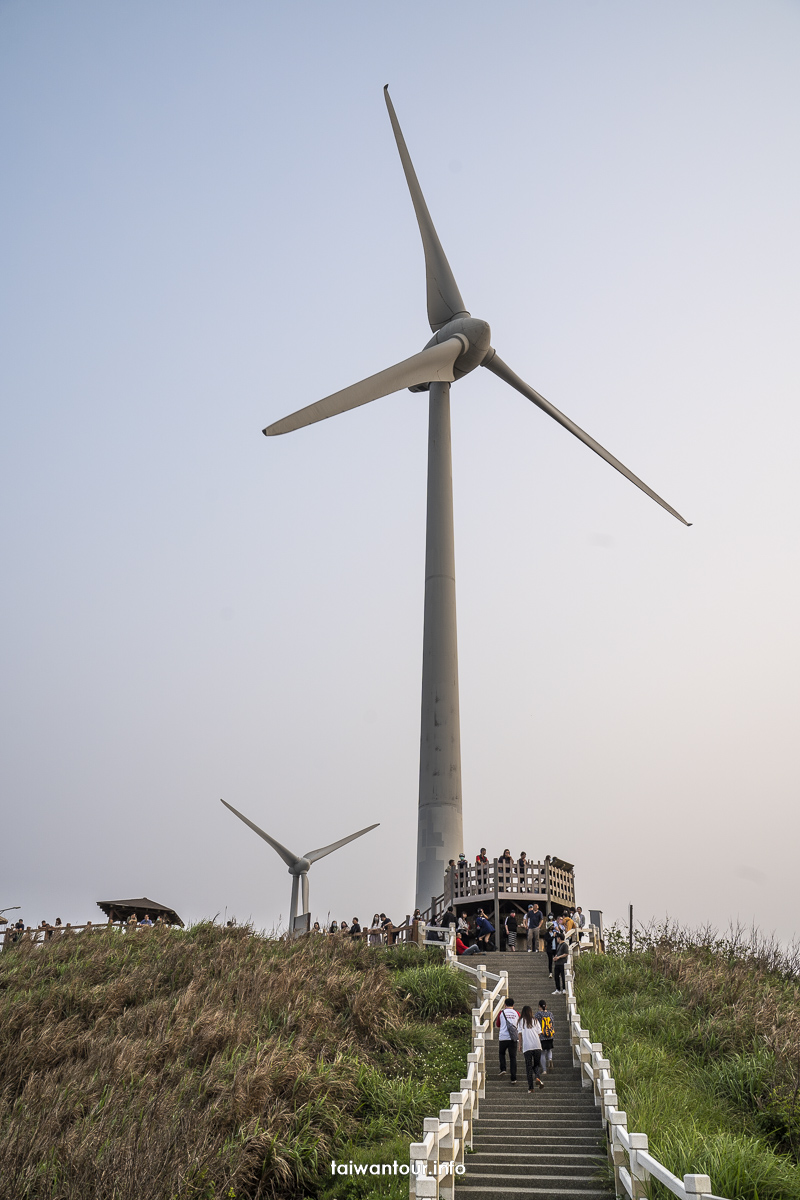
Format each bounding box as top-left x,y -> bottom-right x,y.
0,925 -> 472,1200
575,950 -> 800,1200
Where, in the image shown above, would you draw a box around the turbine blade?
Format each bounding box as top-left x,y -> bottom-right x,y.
304,822 -> 380,865
263,337 -> 464,436
384,86 -> 469,333
220,799 -> 300,869
484,353 -> 691,526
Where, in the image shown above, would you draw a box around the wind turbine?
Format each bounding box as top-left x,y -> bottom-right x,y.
263,87 -> 690,913
220,799 -> 378,933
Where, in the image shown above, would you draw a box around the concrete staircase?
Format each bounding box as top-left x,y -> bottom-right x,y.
457,950 -> 611,1198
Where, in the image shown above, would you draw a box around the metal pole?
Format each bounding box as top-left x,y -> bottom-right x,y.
629,903 -> 633,952
301,873 -> 309,918
289,875 -> 300,938
415,381 -> 463,911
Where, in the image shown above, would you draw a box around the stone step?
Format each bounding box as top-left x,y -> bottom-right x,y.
481,1100 -> 596,1107
459,1175 -> 608,1193
473,1132 -> 602,1142
477,1115 -> 602,1124
472,1142 -> 605,1153
465,1156 -> 604,1166
477,1106 -> 600,1113
467,1161 -> 602,1176
484,1081 -> 588,1089
469,1157 -> 603,1167
460,956 -> 612,1195
455,1186 -> 610,1198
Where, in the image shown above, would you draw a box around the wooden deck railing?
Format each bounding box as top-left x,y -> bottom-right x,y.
565,949 -> 730,1200
1,920 -> 168,946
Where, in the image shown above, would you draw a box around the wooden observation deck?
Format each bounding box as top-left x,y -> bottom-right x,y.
437,854 -> 576,939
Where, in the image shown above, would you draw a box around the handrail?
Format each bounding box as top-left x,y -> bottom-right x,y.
406,949 -> 506,1198
565,949 -> 730,1200
1,921 -> 167,946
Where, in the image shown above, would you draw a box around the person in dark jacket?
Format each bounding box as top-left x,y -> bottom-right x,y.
552,934 -> 569,994
475,911 -> 495,951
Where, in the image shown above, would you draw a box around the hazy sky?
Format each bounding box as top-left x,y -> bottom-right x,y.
2,2 -> 798,942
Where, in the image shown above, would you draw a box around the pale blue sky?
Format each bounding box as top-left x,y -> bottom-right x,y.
1,2 -> 798,939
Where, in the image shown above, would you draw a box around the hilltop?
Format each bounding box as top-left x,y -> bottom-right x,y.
0,925 -> 471,1200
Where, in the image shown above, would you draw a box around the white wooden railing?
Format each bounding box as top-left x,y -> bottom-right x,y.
564,950 -> 730,1200
406,925 -> 509,1197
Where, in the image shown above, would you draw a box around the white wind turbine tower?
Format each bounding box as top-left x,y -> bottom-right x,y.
220,799 -> 378,934
263,88 -> 690,913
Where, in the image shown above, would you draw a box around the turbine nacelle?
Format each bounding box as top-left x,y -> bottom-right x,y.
219,799 -> 379,933
262,88 -> 691,519
409,317 -> 492,392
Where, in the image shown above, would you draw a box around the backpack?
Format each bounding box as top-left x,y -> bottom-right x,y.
539,1013 -> 554,1040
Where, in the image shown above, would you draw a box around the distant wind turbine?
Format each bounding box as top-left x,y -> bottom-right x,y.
263,87 -> 690,912
220,799 -> 378,933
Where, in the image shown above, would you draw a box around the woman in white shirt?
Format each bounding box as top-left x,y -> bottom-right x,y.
369,913 -> 383,946
518,1006 -> 545,1092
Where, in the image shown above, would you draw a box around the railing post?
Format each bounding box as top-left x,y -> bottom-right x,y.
409,1140 -> 431,1198
449,1093 -> 466,1167
592,1058 -> 611,1106
422,1116 -> 441,1198
598,1078 -> 617,1126
607,1110 -> 627,1196
499,969 -> 509,1000
683,1176 -> 713,1197
628,1132 -> 650,1200
579,1039 -> 592,1088
476,966 -> 492,1040
473,1033 -> 486,1099
437,1108 -> 456,1199
572,1024 -> 588,1069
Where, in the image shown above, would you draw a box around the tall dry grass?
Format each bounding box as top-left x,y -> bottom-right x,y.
577,921 -> 800,1199
640,920 -> 800,1159
0,924 -> 470,1200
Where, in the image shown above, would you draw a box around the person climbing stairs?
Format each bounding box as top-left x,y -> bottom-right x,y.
456,949 -> 612,1197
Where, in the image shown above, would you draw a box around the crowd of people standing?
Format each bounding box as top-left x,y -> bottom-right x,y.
311,914 -> 399,945
434,902 -> 583,981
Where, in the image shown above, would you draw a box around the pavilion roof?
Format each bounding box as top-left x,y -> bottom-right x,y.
96,897 -> 184,927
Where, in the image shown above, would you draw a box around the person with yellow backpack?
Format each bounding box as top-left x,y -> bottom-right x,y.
536,1000 -> 555,1074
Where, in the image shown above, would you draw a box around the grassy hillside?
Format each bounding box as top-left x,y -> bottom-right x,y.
0,925 -> 471,1200
575,924 -> 800,1200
